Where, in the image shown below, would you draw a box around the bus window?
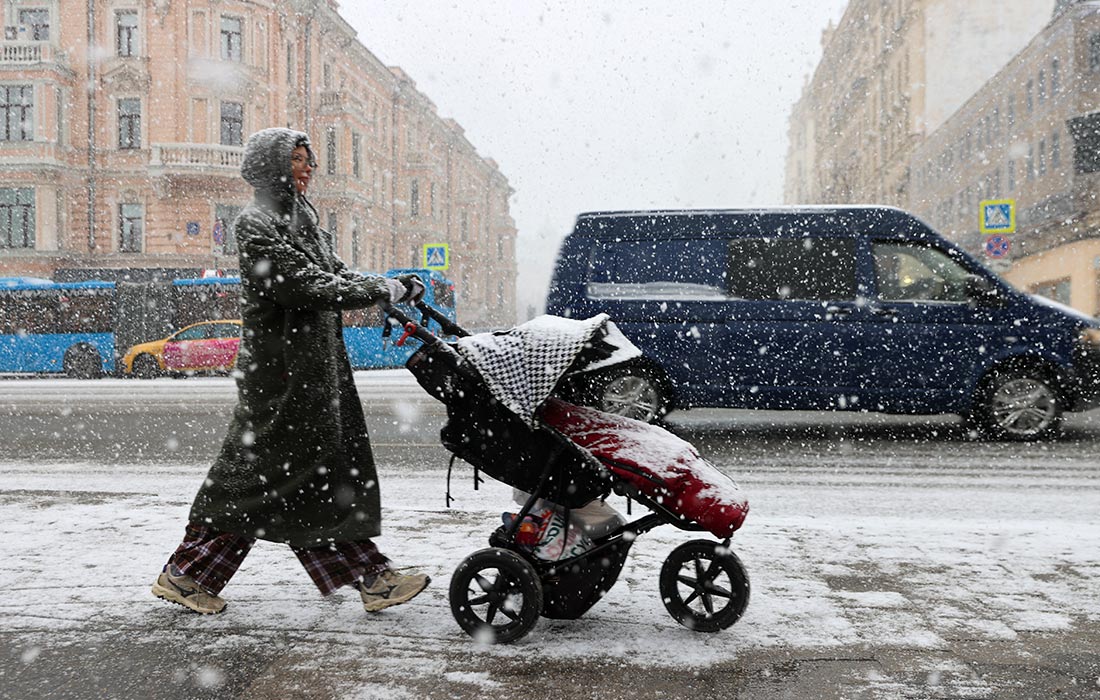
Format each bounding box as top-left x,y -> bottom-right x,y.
173,282 -> 241,328
343,306 -> 385,328
58,291 -> 114,334
0,291 -> 59,335
431,278 -> 455,308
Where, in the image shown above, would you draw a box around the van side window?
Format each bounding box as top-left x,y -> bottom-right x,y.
587,239 -> 728,300
728,237 -> 856,301
873,243 -> 971,303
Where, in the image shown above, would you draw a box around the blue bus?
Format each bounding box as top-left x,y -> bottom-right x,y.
171,268 -> 456,370
0,278 -> 117,377
342,268 -> 458,369
0,269 -> 456,376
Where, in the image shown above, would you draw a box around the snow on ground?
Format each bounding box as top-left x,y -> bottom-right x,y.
2,457 -> 1099,680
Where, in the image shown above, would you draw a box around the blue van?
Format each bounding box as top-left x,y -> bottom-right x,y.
546,206 -> 1100,440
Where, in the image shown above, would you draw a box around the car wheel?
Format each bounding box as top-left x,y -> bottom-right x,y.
131,354 -> 161,379
973,368 -> 1062,441
659,539 -> 750,633
592,367 -> 668,423
449,547 -> 542,644
62,345 -> 103,379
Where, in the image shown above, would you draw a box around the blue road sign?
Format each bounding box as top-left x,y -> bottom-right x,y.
980,200 -> 1015,234
423,243 -> 449,270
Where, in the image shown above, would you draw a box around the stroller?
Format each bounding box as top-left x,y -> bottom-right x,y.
383,301 -> 750,643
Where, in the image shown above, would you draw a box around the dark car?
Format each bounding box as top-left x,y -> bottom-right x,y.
546,206 -> 1100,440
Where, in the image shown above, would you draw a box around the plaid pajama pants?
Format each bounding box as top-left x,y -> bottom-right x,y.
168,521 -> 390,596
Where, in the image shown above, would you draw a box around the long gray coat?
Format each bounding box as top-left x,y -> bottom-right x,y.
189,128 -> 391,547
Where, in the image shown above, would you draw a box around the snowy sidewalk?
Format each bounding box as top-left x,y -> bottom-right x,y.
1,461 -> 1100,699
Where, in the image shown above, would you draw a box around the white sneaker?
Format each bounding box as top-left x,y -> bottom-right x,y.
359,569 -> 430,612
151,566 -> 227,614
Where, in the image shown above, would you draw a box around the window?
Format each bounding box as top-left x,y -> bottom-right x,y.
286,43 -> 294,84
587,238 -> 729,301
220,102 -> 243,146
327,211 -> 338,238
116,10 -> 138,57
1008,159 -> 1016,191
873,243 -> 971,303
1090,33 -> 1100,72
1039,139 -> 1047,177
1031,279 -> 1071,306
117,98 -> 140,149
18,8 -> 49,41
325,128 -> 337,175
173,325 -> 211,341
322,63 -> 332,89
1027,144 -> 1035,180
1038,70 -> 1046,103
1026,79 -> 1033,112
352,132 -> 361,178
57,291 -> 113,334
1052,131 -> 1061,169
0,188 -> 34,249
429,182 -> 435,218
119,203 -> 143,253
410,179 -> 419,217
214,203 -> 240,255
1051,58 -> 1061,95
220,16 -> 242,62
0,86 -> 33,142
351,220 -> 361,268
729,237 -> 856,301
1068,113 -> 1100,174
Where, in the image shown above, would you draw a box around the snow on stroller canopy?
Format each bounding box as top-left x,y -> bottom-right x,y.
455,314 -> 641,426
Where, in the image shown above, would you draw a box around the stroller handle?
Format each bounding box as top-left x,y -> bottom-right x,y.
379,299 -> 470,347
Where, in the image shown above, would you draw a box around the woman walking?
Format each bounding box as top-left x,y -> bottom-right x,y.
153,127 -> 428,614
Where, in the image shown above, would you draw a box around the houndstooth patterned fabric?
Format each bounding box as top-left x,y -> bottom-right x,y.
455,314 -> 630,426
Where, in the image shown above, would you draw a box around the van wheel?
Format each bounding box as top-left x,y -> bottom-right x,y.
62,345 -> 103,379
593,367 -> 668,423
972,368 -> 1062,441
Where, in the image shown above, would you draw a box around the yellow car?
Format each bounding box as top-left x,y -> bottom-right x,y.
122,320 -> 243,377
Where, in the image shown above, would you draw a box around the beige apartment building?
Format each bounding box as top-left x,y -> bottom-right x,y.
785,0 -> 1054,207
786,0 -> 1100,315
908,1 -> 1100,311
0,0 -> 517,328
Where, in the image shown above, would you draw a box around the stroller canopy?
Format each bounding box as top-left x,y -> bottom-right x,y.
455,314 -> 641,427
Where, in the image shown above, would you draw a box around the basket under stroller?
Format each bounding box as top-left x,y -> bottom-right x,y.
385,301 -> 750,643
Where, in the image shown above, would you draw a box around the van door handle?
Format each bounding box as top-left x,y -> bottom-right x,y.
825,306 -> 852,318
871,306 -> 898,316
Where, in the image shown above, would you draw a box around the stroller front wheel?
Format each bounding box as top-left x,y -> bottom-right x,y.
449,547 -> 543,644
659,539 -> 750,633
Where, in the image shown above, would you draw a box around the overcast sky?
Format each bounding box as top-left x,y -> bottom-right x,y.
343,1 -> 851,315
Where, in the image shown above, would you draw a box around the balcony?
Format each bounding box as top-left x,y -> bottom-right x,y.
1,41 -> 49,63
151,143 -> 244,170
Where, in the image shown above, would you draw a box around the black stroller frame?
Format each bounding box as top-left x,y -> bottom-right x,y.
385,301 -> 750,643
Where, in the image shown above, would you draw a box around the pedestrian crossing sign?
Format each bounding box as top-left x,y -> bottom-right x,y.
980,199 -> 1015,234
422,243 -> 449,270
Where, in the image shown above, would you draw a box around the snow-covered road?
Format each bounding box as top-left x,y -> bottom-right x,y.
2,446 -> 1098,698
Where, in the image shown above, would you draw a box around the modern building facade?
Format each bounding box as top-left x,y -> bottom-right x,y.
0,0 -> 517,327
786,0 -> 1100,315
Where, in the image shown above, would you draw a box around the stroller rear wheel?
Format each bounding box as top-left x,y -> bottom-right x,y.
659,540 -> 750,633
449,547 -> 543,644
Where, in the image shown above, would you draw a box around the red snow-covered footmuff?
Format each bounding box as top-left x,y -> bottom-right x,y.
539,398 -> 747,538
